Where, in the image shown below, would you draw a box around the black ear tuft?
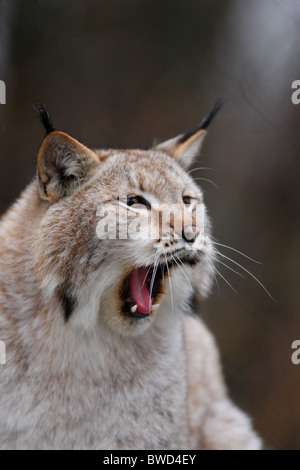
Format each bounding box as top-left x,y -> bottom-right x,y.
179,97 -> 224,144
198,97 -> 224,130
34,102 -> 55,135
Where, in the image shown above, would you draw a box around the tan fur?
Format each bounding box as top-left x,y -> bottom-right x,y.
0,123 -> 260,449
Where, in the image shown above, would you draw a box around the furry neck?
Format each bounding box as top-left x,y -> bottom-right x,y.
0,182 -> 188,373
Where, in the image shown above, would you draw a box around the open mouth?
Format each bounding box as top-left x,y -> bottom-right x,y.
121,265 -> 165,319
120,252 -> 200,319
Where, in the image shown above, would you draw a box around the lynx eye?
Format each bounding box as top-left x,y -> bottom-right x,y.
182,195 -> 192,206
125,195 -> 151,210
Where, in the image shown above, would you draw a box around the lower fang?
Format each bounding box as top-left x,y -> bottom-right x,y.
152,304 -> 160,311
131,304 -> 138,313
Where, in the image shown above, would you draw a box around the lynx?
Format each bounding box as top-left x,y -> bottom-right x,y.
0,102 -> 260,449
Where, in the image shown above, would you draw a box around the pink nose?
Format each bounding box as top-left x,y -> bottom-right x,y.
182,225 -> 200,243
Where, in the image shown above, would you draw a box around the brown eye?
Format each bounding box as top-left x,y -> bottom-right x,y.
182,195 -> 192,206
126,195 -> 151,209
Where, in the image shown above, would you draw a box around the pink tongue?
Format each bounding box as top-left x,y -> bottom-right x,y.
128,267 -> 152,314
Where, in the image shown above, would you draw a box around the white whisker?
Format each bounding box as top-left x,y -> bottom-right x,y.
172,255 -> 193,290
186,166 -> 215,175
160,263 -> 166,290
193,177 -> 219,190
211,239 -> 262,264
214,249 -> 275,300
216,259 -> 245,279
141,265 -> 152,290
202,255 -> 220,294
165,255 -> 174,315
149,258 -> 159,302
203,254 -> 237,293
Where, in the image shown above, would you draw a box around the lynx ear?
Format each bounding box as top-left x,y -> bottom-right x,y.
37,131 -> 99,202
154,98 -> 223,169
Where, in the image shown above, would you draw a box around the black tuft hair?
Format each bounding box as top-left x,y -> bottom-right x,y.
56,283 -> 77,323
34,102 -> 55,135
179,97 -> 224,144
198,97 -> 224,130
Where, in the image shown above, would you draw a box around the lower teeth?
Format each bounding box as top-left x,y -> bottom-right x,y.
129,303 -> 160,314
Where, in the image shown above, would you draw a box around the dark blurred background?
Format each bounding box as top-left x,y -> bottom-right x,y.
0,0 -> 299,449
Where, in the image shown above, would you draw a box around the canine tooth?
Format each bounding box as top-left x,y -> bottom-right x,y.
130,305 -> 137,313
152,304 -> 160,311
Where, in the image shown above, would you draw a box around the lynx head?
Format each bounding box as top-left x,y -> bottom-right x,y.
34,101 -> 222,335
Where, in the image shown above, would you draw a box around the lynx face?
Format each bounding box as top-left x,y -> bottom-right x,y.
34,103 -> 220,335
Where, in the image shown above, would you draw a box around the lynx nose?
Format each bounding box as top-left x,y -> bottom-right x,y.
182,225 -> 200,243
